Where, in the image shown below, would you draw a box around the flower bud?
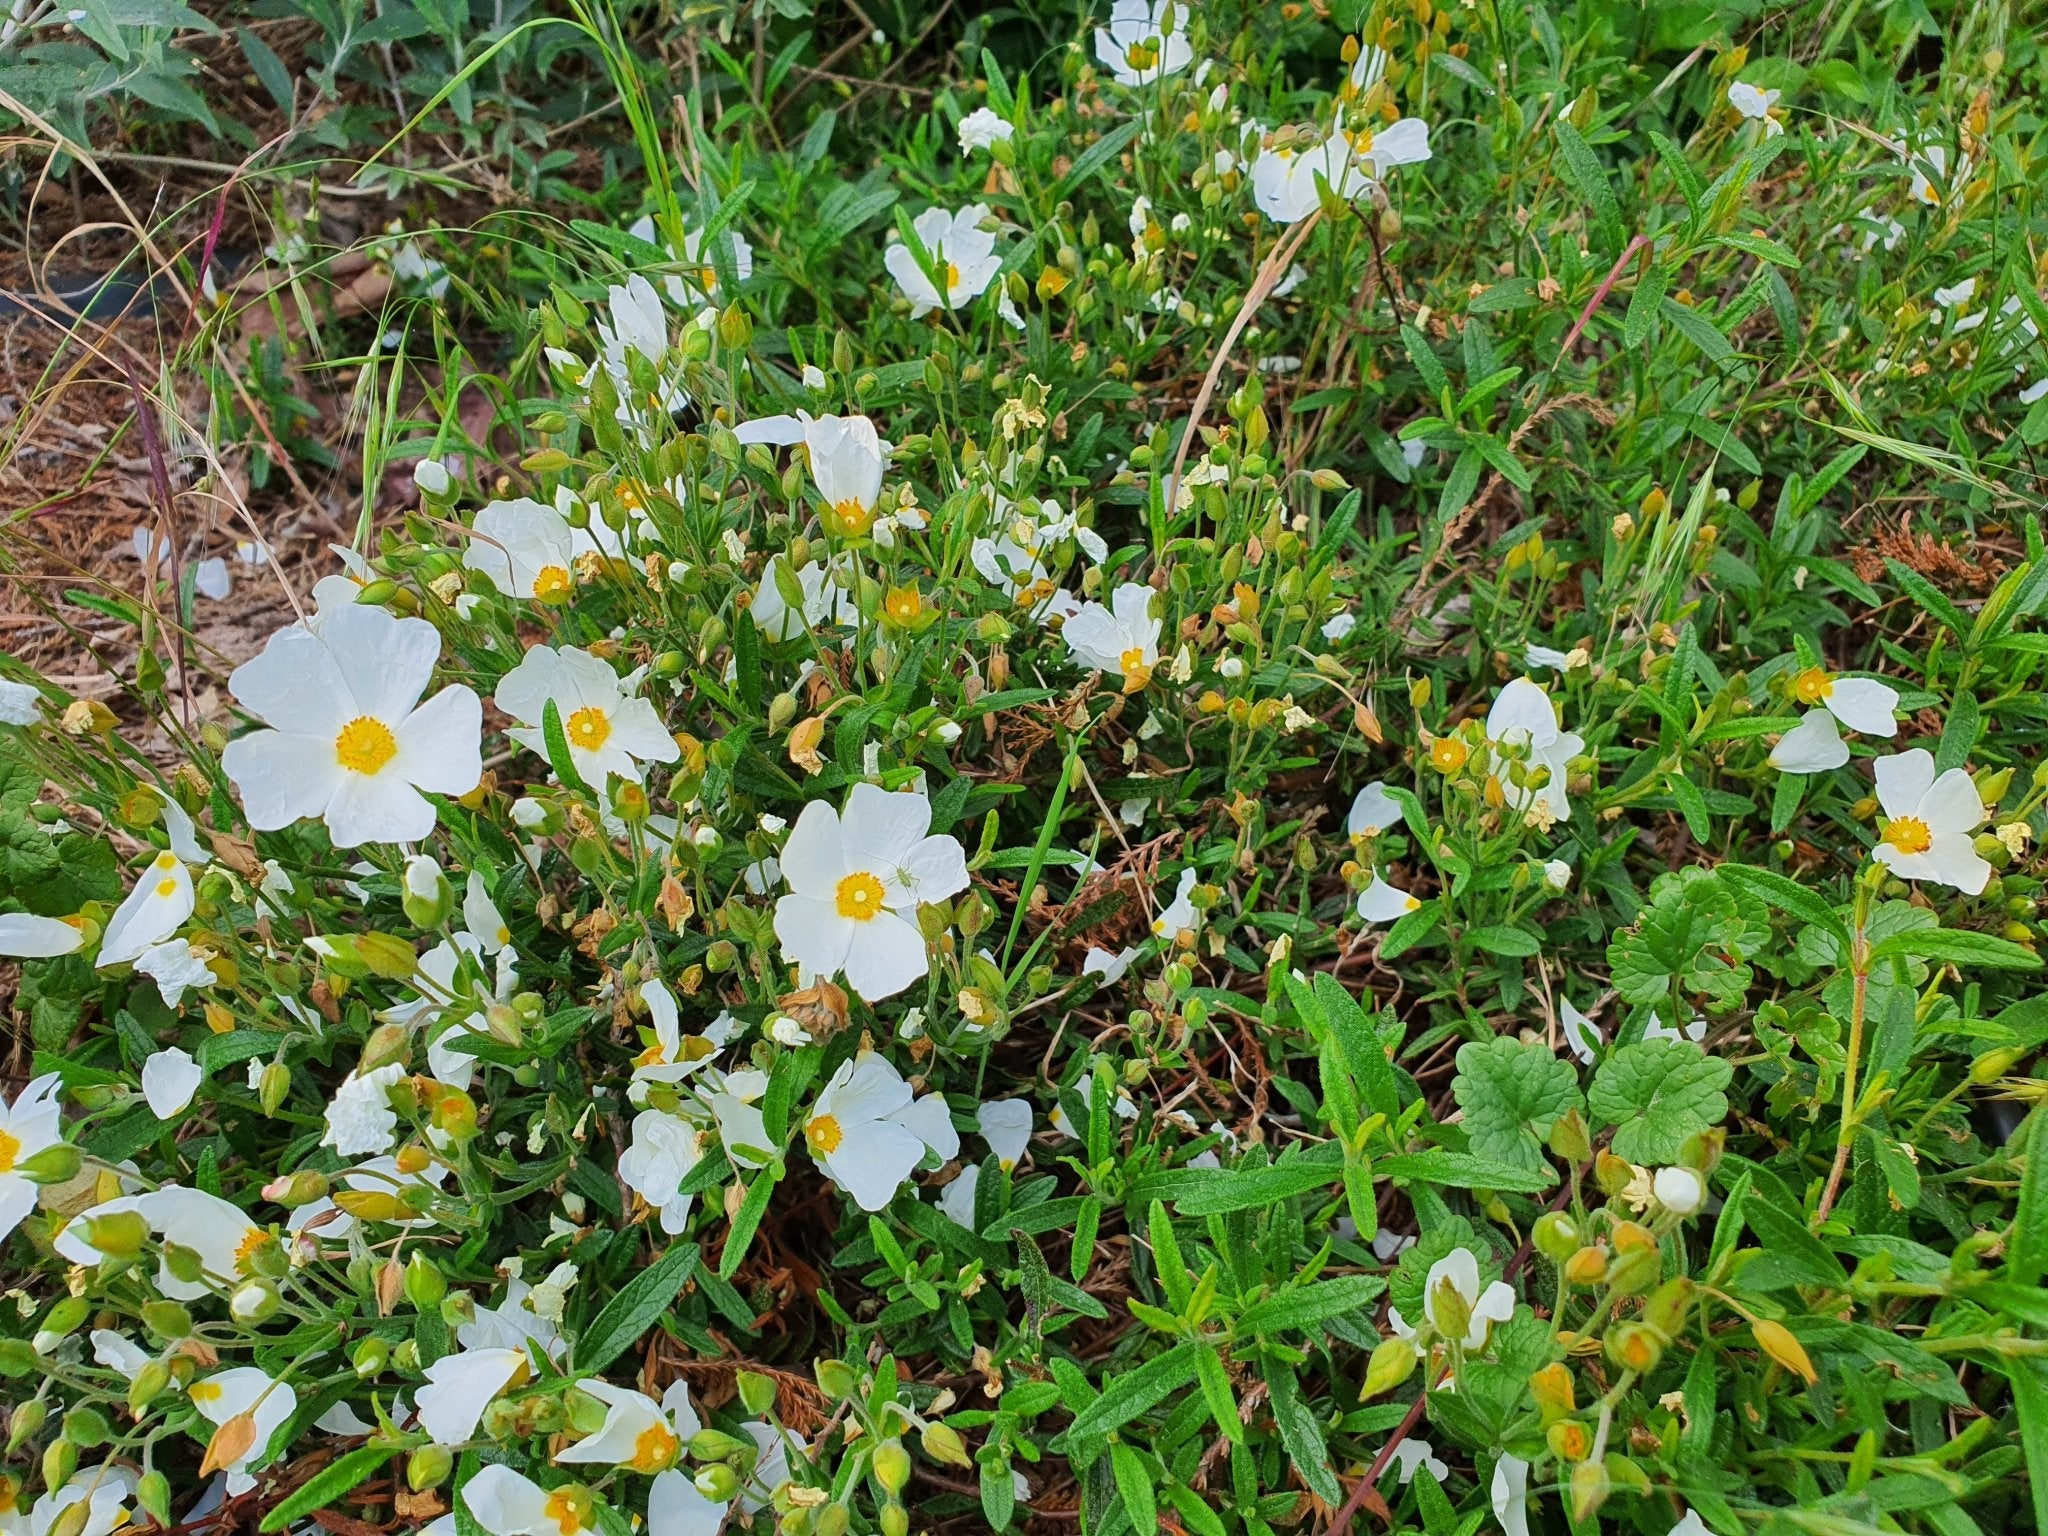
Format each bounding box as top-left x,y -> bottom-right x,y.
1532,1211 -> 1581,1263
15,1142 -> 83,1185
814,1358 -> 858,1400
1606,1245 -> 1661,1297
128,1361 -> 172,1415
921,1422 -> 972,1470
1548,1108 -> 1592,1164
46,1498 -> 91,1536
1361,1335 -> 1418,1399
1528,1362 -> 1576,1422
879,1503 -> 909,1536
352,1336 -> 389,1378
229,1280 -> 281,1324
6,1399 -> 46,1450
1644,1277 -> 1694,1337
695,1463 -> 741,1502
258,1062 -> 291,1116
61,1407 -> 108,1448
689,1429 -> 750,1462
1428,1273 -> 1472,1346
1569,1459 -> 1610,1521
1652,1166 -> 1704,1216
42,1437 -> 78,1493
141,1301 -> 193,1340
1753,1319 -> 1816,1385
409,1445 -> 454,1491
359,1024 -> 410,1074
1594,1150 -> 1634,1197
735,1370 -> 777,1418
1605,1321 -> 1665,1373
264,1170 -> 330,1207
83,1209 -> 149,1259
873,1438 -> 912,1495
405,1252 -> 447,1310
401,854 -> 454,928
1546,1419 -> 1592,1462
0,1339 -> 37,1378
137,1471 -> 170,1527
1563,1246 -> 1609,1287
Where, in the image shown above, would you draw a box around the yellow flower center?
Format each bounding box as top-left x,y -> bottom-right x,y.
943,261 -> 961,292
832,497 -> 874,536
1792,666 -> 1834,706
234,1227 -> 273,1274
190,1380 -> 221,1405
1124,39 -> 1157,69
544,1490 -> 584,1536
1430,737 -> 1469,773
835,871 -> 886,921
1119,647 -> 1153,692
1883,816 -> 1933,856
0,1128 -> 19,1174
335,717 -> 398,775
533,564 -> 573,602
629,1420 -> 681,1472
807,1114 -> 844,1155
698,266 -> 718,291
884,587 -> 923,626
566,706 -> 612,752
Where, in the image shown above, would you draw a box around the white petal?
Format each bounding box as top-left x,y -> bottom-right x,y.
1872,749 -> 1935,820
1822,677 -> 1898,736
977,1099 -> 1033,1167
824,1118 -> 927,1210
1919,767 -> 1987,835
1769,711 -> 1849,773
141,1047 -> 201,1118
838,910 -> 929,1000
779,800 -> 849,898
1347,782 -> 1402,836
0,913 -> 85,957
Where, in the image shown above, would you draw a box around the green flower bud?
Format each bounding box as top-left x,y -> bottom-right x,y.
880,1501 -> 909,1536
921,1422 -> 972,1470
141,1301 -> 193,1340
353,1336 -> 390,1378
230,1280 -> 281,1324
694,1463 -> 740,1503
1360,1335 -> 1418,1399
405,1252 -> 447,1310
408,1444 -> 454,1491
0,1339 -> 38,1378
41,1296 -> 89,1339
128,1361 -> 171,1416
735,1370 -> 777,1418
137,1470 -> 171,1527
42,1436 -> 78,1493
1606,1245 -> 1662,1297
82,1209 -> 148,1259
688,1428 -> 750,1462
258,1061 -> 291,1116
1532,1211 -> 1581,1263
873,1438 -> 912,1496
813,1358 -> 858,1400
15,1142 -> 82,1185
7,1398 -> 46,1451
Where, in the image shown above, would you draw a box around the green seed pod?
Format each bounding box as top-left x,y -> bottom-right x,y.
873,1439 -> 912,1496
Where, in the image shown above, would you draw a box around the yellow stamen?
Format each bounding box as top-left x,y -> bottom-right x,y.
189,1380 -> 222,1404
832,497 -> 874,536
234,1227 -> 273,1274
1883,817 -> 1932,855
806,1114 -> 843,1155
884,587 -> 923,626
566,706 -> 612,752
533,564 -> 573,602
629,1420 -> 681,1472
943,261 -> 961,292
1119,646 -> 1153,693
544,1490 -> 584,1536
0,1128 -> 18,1174
1791,666 -> 1833,706
835,871 -> 886,921
335,717 -> 398,775
1430,737 -> 1469,773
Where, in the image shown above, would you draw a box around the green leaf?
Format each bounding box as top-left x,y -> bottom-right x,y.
1607,868 -> 1759,1008
2010,1111 -> 2048,1289
1716,863 -> 1850,945
1172,1157 -> 1339,1215
1740,1195 -> 1848,1290
1551,119 -> 1624,250
1451,1037 -> 1581,1177
258,1445 -> 400,1532
1236,1274 -> 1386,1336
1868,927 -> 2042,972
540,698 -> 594,799
1469,924 -> 1542,958
1374,1150 -> 1555,1192
573,1242 -> 700,1374
2006,1359 -> 2048,1536
1066,1340 -> 1200,1440
1588,1040 -> 1732,1164
1193,1342 -> 1241,1441
1054,120 -> 1141,198
1265,1359 -> 1342,1504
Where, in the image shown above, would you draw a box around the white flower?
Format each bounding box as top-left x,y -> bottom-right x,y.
885,204 -> 1004,316
804,413 -> 887,530
1559,999 -> 1601,1064
465,871 -> 511,952
1251,134 -> 1370,222
91,1330 -> 152,1380
1728,80 -> 1782,134
143,786 -> 211,865
958,106 -> 1013,153
1348,782 -> 1402,838
0,1074 -> 62,1246
1322,612 -> 1357,641
1485,678 -> 1584,824
222,604 -> 482,848
26,1466 -> 138,1536
939,1164 -> 981,1228
629,979 -> 735,1089
1390,1438 -> 1448,1485
1153,867 -> 1201,942
675,223 -> 754,303
191,1368 -> 296,1494
414,458 -> 451,496
770,1014 -> 813,1047
977,1099 -> 1033,1168
1372,1229 -> 1416,1262
1542,859 -> 1572,892
1356,875 -> 1421,924
98,850 -> 193,967
804,1053 -> 960,1211
322,1062 -> 406,1157
1094,0 -> 1193,87
619,1109 -> 706,1234
1491,1453 -> 1531,1536
558,1378 -> 697,1471
0,912 -> 85,957
773,783 -> 969,1000
0,678 -> 41,724
141,1046 -> 201,1119
1644,1010 -> 1707,1044
418,1346 -> 530,1445
1770,666 -> 1899,773
1395,1246 -> 1515,1350
1903,138 -> 1949,206
465,497 -> 600,601
1653,1166 -> 1705,1216
57,1186 -> 266,1300
460,1275 -> 565,1358
496,645 -> 679,788
135,938 -> 218,1008
1871,747 -> 1991,894
1064,582 -> 1161,692
1083,944 -> 1139,984
1669,1513 -> 1718,1536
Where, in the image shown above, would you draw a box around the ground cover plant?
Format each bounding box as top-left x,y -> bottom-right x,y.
3,1 -> 2048,1534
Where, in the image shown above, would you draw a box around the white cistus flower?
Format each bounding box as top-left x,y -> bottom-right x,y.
221,604 -> 482,848
1484,677 -> 1584,825
1094,0 -> 1193,87
803,1053 -> 960,1211
772,782 -> 969,1000
495,645 -> 681,788
1062,582 -> 1161,692
885,204 -> 1004,317
1870,747 -> 1992,894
